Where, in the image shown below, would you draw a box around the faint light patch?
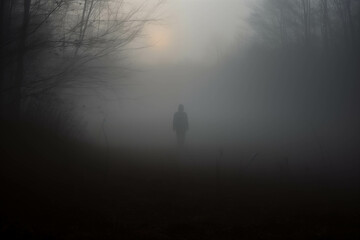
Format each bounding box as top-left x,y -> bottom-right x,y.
147,25 -> 172,50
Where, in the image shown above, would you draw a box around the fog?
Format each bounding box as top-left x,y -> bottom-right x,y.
81,0 -> 255,149
70,0 -> 360,180
1,1 -> 360,238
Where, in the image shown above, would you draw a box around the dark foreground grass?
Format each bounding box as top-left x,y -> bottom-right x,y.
1,122 -> 359,239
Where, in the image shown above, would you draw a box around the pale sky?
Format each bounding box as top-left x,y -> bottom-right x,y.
129,0 -> 254,65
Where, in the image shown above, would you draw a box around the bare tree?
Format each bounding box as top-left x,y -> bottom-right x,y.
0,0 -> 156,122
320,0 -> 331,50
344,0 -> 356,49
13,0 -> 31,118
300,0 -> 312,47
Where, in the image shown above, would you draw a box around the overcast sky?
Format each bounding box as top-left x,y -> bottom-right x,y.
130,0 -> 254,65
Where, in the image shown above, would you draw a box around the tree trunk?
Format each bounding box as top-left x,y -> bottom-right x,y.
75,0 -> 89,56
320,0 -> 330,50
301,0 -> 311,48
0,0 -> 11,119
333,0 -> 350,45
344,0 -> 356,50
0,1 -> 5,118
13,0 -> 31,119
75,0 -> 96,56
358,0 -> 360,44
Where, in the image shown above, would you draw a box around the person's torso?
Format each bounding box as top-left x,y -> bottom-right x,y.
174,112 -> 187,131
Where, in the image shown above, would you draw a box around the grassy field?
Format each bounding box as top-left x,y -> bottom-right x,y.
1,123 -> 359,239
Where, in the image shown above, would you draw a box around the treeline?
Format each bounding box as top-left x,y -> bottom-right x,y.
250,0 -> 360,54
246,0 -> 360,81
239,0 -> 360,123
220,0 -> 360,148
0,0 -> 148,129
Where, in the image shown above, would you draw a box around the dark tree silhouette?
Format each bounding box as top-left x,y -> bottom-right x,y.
0,0 -> 156,130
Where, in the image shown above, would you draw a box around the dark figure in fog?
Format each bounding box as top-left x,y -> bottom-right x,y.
173,104 -> 189,147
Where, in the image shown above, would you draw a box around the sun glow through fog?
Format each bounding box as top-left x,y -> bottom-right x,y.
147,25 -> 171,50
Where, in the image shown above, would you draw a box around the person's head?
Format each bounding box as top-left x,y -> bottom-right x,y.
178,104 -> 184,112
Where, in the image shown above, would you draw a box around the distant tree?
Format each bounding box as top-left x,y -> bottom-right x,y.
319,0 -> 331,50
300,0 -> 312,48
249,0 -> 360,52
0,0 -> 155,124
244,0 -> 360,108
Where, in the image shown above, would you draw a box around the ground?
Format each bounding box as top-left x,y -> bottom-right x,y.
1,123 -> 359,239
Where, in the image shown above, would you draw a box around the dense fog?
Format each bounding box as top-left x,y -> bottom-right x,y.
60,0 -> 360,183
1,1 -> 360,239
0,0 -> 358,183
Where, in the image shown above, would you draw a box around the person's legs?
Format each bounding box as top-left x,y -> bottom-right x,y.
176,131 -> 185,147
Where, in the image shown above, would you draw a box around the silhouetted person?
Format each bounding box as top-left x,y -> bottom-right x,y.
173,104 -> 189,147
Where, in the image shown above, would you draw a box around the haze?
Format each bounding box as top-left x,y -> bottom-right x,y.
1,1 -> 360,238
